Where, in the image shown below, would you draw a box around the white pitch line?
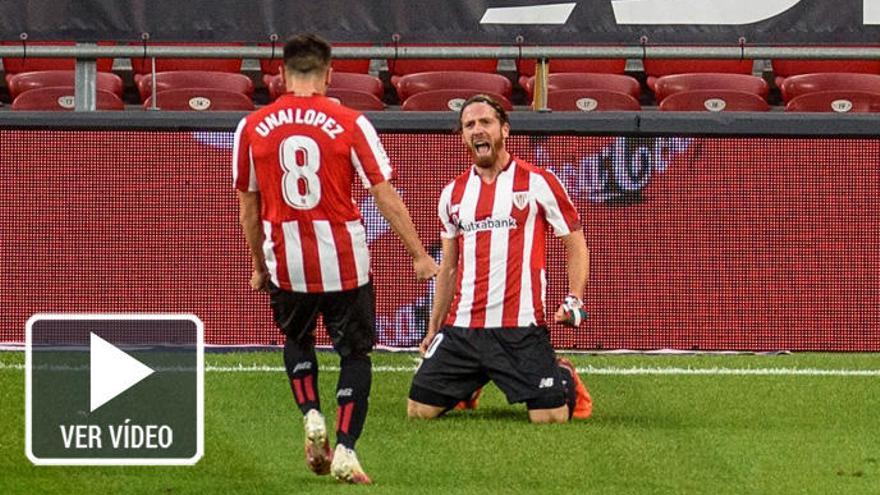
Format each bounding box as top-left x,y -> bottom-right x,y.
580,366 -> 880,376
1,361 -> 878,376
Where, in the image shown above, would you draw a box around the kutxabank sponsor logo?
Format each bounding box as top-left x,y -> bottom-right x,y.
458,216 -> 518,233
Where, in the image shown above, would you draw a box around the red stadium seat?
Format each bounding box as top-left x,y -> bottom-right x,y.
387,44 -> 498,86
401,89 -> 512,112
785,90 -> 880,112
522,73 -> 640,100
653,73 -> 769,103
394,71 -> 512,101
264,74 -> 286,101
136,70 -> 254,101
1,41 -> 115,84
130,42 -> 243,87
143,88 -> 255,111
327,88 -> 385,111
544,89 -> 640,111
130,42 -> 243,74
644,58 -> 754,91
263,72 -> 384,101
772,51 -> 880,87
331,72 -> 384,98
260,42 -> 372,75
11,87 -> 124,111
779,72 -> 880,102
8,70 -> 124,99
659,90 -> 769,112
516,55 -> 627,93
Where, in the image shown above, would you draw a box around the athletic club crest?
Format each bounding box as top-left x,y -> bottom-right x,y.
449,204 -> 461,227
513,192 -> 529,210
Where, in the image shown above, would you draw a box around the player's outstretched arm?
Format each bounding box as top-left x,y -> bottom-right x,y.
237,191 -> 269,292
369,181 -> 439,281
420,237 -> 458,355
554,230 -> 589,327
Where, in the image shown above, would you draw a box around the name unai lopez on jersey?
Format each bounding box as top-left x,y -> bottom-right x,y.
254,108 -> 345,139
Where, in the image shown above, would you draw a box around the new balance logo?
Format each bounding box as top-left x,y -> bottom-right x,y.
293,362 -> 313,374
539,377 -> 555,389
336,388 -> 353,398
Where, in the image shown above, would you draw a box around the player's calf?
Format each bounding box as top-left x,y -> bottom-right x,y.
557,357 -> 593,420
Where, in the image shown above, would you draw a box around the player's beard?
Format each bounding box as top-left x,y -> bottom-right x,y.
470,134 -> 504,169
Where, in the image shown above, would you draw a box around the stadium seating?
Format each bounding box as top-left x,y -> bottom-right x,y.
658,90 -> 770,112
386,44 -> 498,86
11,86 -> 124,111
264,74 -> 286,101
7,70 -> 124,99
143,88 -> 255,111
401,89 -> 512,111
643,58 -> 754,91
129,42 -> 243,74
136,71 -> 254,101
1,41 -> 115,84
515,55 -> 627,93
771,52 -> 880,88
327,88 -> 385,111
784,90 -> 880,112
653,73 -> 769,103
331,72 -> 385,98
393,71 -> 512,101
522,73 -> 640,100
260,42 -> 372,76
778,72 -> 880,102
129,42 -> 244,87
264,72 -> 385,101
545,89 -> 641,111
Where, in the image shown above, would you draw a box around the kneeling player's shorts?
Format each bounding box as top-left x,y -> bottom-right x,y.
409,325 -> 565,410
268,281 -> 376,357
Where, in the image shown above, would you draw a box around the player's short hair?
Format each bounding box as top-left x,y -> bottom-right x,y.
283,34 -> 332,75
457,94 -> 510,130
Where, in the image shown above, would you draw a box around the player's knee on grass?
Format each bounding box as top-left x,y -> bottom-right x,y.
406,399 -> 446,419
526,394 -> 569,423
407,383 -> 458,418
527,406 -> 570,424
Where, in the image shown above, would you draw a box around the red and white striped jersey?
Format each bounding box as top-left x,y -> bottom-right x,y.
439,156 -> 581,328
233,94 -> 393,293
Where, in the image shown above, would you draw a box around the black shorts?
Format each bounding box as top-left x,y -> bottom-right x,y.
409,325 -> 565,410
268,281 -> 376,357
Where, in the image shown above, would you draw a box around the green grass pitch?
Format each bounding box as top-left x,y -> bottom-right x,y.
2,351 -> 879,494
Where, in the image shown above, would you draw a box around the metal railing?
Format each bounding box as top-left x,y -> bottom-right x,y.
3,44 -> 880,111
4,44 -> 880,59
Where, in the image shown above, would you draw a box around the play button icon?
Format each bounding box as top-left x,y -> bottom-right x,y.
90,332 -> 155,412
26,313 -> 203,465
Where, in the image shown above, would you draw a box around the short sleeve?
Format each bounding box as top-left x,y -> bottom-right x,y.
232,117 -> 258,192
437,183 -> 458,239
351,114 -> 394,189
532,168 -> 581,237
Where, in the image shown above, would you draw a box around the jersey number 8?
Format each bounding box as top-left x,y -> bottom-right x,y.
280,136 -> 321,210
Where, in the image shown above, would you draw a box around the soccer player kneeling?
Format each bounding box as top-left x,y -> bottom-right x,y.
407,95 -> 592,423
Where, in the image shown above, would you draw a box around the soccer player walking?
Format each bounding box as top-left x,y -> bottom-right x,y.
407,95 -> 591,423
233,34 -> 438,483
